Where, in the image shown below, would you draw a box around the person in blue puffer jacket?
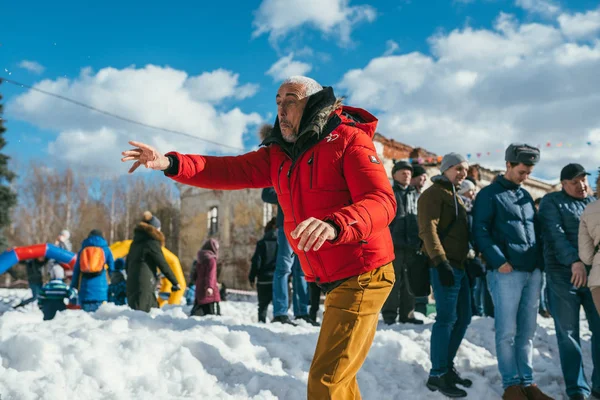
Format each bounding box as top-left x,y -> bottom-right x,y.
472,144 -> 551,400
539,163 -> 599,400
70,230 -> 115,312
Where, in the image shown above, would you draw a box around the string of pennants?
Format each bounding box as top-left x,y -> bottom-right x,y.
406,141 -> 594,164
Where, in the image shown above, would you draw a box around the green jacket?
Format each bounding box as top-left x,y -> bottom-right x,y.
417,175 -> 470,268
126,222 -> 178,312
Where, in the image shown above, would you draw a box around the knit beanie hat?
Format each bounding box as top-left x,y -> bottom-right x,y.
50,265 -> 64,280
440,153 -> 467,174
143,211 -> 161,230
459,179 -> 476,195
412,165 -> 427,178
392,161 -> 413,175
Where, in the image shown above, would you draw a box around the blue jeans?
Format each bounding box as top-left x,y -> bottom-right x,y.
487,269 -> 542,389
472,277 -> 494,317
81,301 -> 103,312
273,229 -> 309,317
291,257 -> 309,317
430,267 -> 472,377
547,269 -> 600,397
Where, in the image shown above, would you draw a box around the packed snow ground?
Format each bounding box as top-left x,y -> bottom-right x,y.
0,289 -> 593,399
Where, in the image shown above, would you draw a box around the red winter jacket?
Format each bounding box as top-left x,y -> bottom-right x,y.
165,89 -> 396,284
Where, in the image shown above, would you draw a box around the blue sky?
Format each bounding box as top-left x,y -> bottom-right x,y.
2,0 -> 600,180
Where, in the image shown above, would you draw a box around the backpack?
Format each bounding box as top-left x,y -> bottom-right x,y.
79,246 -> 106,276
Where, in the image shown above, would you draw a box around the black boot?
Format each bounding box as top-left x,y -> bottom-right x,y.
426,374 -> 468,398
399,317 -> 424,325
295,315 -> 320,327
448,367 -> 473,388
272,315 -> 297,326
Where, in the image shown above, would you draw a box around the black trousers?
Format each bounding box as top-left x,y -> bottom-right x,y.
309,282 -> 321,321
191,302 -> 221,316
382,248 -> 418,323
257,282 -> 273,323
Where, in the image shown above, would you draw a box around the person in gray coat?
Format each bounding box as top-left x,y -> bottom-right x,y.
539,163 -> 600,400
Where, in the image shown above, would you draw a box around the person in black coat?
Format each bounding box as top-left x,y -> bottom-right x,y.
249,218 -> 278,323
126,211 -> 180,312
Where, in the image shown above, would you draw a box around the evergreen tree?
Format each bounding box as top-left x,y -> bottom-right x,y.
0,80 -> 17,250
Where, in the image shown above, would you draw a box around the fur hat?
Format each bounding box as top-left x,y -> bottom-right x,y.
60,230 -> 70,240
142,211 -> 161,230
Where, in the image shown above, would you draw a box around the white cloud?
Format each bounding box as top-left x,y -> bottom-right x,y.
184,69 -> 259,103
515,0 -> 560,17
266,53 -> 313,82
18,60 -> 45,75
383,40 -> 400,56
7,65 -> 262,174
253,0 -> 376,46
558,9 -> 600,39
338,7 -> 600,179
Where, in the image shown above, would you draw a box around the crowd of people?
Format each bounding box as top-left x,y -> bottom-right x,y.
13,211 -> 187,318
42,73 -> 591,400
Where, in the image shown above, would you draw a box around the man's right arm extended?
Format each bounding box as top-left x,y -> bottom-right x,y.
164,147 -> 273,190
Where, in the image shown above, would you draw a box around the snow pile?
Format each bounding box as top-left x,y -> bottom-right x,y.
0,289 -> 592,399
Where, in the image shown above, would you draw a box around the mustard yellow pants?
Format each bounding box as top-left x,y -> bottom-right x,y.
307,263 -> 395,399
593,287 -> 600,316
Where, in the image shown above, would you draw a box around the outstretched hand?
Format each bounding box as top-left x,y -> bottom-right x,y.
121,141 -> 170,174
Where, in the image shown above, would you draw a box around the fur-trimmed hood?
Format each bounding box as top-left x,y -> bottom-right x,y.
134,221 -> 166,246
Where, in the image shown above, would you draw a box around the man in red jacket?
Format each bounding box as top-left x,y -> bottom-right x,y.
122,76 -> 396,399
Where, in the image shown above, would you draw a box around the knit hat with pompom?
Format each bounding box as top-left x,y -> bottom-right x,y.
142,211 -> 161,230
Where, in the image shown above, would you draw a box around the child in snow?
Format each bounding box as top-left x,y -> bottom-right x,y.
249,218 -> 277,323
70,229 -> 115,312
38,265 -> 77,320
190,238 -> 221,316
108,258 -> 127,306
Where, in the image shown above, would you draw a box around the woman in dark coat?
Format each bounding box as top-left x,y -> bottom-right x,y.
126,211 -> 180,312
191,238 -> 221,316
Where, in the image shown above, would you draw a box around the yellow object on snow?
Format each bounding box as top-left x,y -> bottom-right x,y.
109,240 -> 186,307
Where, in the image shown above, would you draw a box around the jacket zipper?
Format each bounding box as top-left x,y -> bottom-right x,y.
285,154 -> 329,283
277,161 -> 285,194
307,153 -> 314,189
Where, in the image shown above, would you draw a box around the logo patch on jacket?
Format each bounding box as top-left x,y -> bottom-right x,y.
369,155 -> 381,164
326,133 -> 339,143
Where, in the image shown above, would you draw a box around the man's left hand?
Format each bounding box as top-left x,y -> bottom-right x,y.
291,217 -> 337,252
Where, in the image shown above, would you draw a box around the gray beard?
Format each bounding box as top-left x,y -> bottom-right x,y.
282,132 -> 298,143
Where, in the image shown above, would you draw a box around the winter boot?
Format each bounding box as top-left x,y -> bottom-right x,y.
426,374 -> 468,398
399,317 -> 424,325
272,315 -> 297,326
448,367 -> 473,388
592,389 -> 600,399
523,384 -> 554,400
568,395 -> 587,400
503,385 -> 528,400
295,315 -> 320,327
